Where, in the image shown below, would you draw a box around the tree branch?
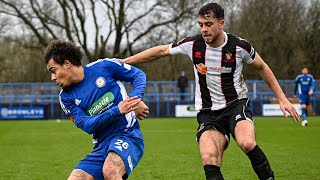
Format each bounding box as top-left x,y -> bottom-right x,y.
0,0 -> 47,45
29,0 -> 58,40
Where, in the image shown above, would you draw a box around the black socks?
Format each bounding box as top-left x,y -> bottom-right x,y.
204,164 -> 224,180
203,145 -> 274,180
246,145 -> 275,180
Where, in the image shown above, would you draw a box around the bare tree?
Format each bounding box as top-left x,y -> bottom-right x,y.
0,0 -> 202,62
301,0 -> 320,78
0,16 -> 10,35
132,0 -> 242,80
229,0 -> 306,79
2,0 -> 317,82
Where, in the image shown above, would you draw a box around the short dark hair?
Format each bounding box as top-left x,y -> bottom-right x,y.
198,3 -> 224,20
44,40 -> 83,66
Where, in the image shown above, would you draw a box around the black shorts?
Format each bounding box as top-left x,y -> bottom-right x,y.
196,98 -> 253,147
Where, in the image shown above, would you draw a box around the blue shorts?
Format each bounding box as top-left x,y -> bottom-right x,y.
299,94 -> 310,105
74,136 -> 144,180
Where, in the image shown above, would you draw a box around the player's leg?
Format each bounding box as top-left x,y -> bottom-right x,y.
103,151 -> 126,180
234,120 -> 256,153
69,149 -> 105,180
236,122 -> 274,180
197,111 -> 229,180
68,169 -> 94,180
301,103 -> 308,126
199,129 -> 227,180
103,137 -> 144,180
304,95 -> 311,126
300,94 -> 308,126
230,99 -> 274,180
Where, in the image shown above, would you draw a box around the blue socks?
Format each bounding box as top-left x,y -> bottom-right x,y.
302,108 -> 307,120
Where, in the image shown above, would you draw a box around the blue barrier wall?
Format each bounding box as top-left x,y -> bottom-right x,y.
0,80 -> 319,119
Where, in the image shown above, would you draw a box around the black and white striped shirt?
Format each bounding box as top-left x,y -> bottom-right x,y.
170,32 -> 255,111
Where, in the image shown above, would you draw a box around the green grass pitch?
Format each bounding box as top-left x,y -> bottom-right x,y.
0,117 -> 319,180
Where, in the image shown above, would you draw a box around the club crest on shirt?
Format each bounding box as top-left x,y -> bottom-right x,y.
224,51 -> 234,63
196,63 -> 208,75
96,77 -> 106,88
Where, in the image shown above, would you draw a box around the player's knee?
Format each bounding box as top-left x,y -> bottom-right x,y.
201,151 -> 222,166
238,139 -> 256,153
103,165 -> 121,180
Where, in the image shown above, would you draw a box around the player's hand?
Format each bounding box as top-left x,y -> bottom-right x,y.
118,96 -> 141,115
134,101 -> 149,120
279,98 -> 300,122
309,90 -> 313,96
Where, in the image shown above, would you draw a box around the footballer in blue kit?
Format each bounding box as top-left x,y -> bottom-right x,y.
294,67 -> 315,126
44,40 -> 149,180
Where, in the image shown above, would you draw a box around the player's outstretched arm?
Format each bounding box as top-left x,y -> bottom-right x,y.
106,60 -> 149,119
122,44 -> 171,65
249,52 -> 300,122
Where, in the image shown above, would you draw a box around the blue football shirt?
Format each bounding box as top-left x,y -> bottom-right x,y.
294,74 -> 315,96
59,58 -> 146,146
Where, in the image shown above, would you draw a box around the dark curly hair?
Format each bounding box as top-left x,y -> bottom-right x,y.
44,40 -> 83,66
198,3 -> 224,20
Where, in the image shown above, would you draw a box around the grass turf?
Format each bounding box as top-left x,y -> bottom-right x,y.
0,117 -> 319,180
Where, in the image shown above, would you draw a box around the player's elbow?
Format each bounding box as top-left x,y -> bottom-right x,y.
137,69 -> 146,82
157,45 -> 171,57
75,118 -> 97,134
